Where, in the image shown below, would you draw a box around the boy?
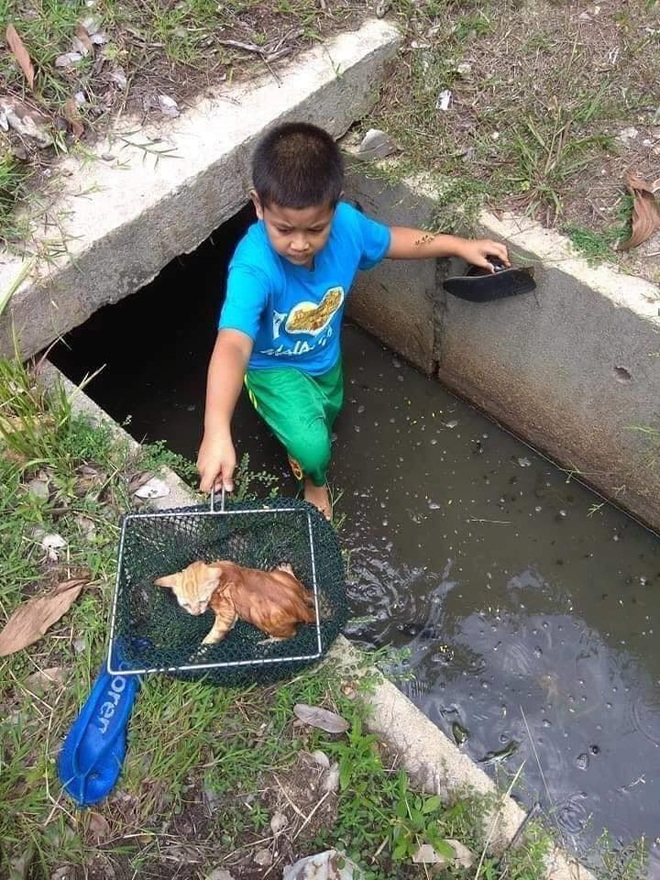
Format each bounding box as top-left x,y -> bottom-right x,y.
197,122 -> 509,519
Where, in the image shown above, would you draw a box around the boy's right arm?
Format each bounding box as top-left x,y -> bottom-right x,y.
197,329 -> 253,493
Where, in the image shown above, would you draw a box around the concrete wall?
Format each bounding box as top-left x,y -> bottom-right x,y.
345,164 -> 660,532
0,20 -> 401,360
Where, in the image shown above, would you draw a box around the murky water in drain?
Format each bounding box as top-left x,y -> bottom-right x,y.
51,213 -> 660,874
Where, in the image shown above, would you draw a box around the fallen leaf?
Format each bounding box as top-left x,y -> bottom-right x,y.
618,172 -> 660,251
6,24 -> 35,90
74,23 -> 93,55
63,98 -> 84,138
0,578 -> 87,656
25,666 -> 64,693
293,703 -> 349,733
128,471 -> 153,493
86,811 -> 111,844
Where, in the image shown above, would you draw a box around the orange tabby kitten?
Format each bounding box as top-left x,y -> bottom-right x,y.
154,560 -> 316,645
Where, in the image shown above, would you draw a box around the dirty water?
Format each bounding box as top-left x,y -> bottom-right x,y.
50,206 -> 660,876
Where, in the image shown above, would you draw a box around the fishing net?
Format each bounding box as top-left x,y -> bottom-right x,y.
107,496 -> 347,687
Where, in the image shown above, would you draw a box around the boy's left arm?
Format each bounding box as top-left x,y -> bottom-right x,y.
386,227 -> 509,271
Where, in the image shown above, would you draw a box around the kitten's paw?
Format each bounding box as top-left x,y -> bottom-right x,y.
187,644 -> 211,664
257,636 -> 287,647
275,562 -> 294,575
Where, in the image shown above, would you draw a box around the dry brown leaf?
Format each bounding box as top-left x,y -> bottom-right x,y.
618,172 -> 660,251
293,703 -> 350,733
0,579 -> 87,657
63,98 -> 84,139
75,22 -> 94,55
25,666 -> 64,693
86,811 -> 111,844
6,24 -> 35,90
127,471 -> 153,493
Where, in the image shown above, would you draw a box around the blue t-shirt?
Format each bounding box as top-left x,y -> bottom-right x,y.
218,201 -> 391,375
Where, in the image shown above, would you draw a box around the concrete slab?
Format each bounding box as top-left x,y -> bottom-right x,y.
0,19 -> 401,360
344,169 -> 660,532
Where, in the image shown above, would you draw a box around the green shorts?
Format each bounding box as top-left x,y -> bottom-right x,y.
244,359 -> 343,487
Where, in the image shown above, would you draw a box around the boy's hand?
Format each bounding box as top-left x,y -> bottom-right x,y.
197,430 -> 236,494
457,239 -> 510,271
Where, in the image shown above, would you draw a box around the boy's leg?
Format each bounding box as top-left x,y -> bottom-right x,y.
245,361 -> 343,517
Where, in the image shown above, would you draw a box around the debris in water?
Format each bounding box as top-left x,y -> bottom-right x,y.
445,419 -> 458,429
478,739 -> 519,765
452,721 -> 469,745
575,752 -> 589,771
517,457 -> 531,468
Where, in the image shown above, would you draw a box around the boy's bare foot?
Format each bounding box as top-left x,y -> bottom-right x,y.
304,479 -> 332,521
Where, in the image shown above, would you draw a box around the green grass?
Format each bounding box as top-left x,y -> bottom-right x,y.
371,0 -> 658,257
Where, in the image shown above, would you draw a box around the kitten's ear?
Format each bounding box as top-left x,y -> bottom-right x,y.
200,563 -> 224,590
154,573 -> 178,589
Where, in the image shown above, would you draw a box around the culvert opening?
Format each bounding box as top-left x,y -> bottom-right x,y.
50,204 -> 660,872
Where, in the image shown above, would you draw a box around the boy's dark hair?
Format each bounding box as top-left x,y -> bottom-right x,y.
252,122 -> 344,210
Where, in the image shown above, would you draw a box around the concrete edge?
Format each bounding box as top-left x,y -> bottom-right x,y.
1,18 -> 401,359
343,160 -> 660,532
39,361 -> 595,880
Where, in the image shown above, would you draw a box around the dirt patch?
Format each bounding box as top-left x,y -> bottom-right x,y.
372,0 -> 660,282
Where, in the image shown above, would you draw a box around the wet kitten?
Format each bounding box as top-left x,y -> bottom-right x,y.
154,560 -> 316,645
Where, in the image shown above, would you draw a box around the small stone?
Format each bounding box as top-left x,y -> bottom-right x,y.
270,811 -> 288,835
205,871 -> 235,880
55,52 -> 83,68
283,850 -> 362,879
456,61 -> 472,75
40,533 -> 67,562
253,849 -> 272,867
73,637 -> 86,654
357,128 -> 397,160
90,31 -> 108,45
375,0 -> 390,16
446,840 -> 474,869
158,94 -> 180,118
413,843 -> 448,865
322,762 -> 340,793
134,477 -> 170,499
74,91 -> 86,105
81,15 -> 101,34
109,67 -> 127,90
27,478 -> 50,500
310,749 -> 330,769
617,126 -> 639,145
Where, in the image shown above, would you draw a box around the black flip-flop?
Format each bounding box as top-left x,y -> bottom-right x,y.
443,258 -> 536,303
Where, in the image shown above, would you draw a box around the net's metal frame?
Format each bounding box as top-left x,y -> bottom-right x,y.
106,490 -> 347,684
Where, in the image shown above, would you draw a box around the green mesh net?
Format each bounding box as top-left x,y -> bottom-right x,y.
108,497 -> 347,686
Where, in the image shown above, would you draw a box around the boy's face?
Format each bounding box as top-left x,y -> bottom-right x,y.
252,194 -> 335,269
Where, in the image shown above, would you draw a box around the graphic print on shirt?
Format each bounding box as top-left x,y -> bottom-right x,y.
272,310 -> 287,340
285,286 -> 345,336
